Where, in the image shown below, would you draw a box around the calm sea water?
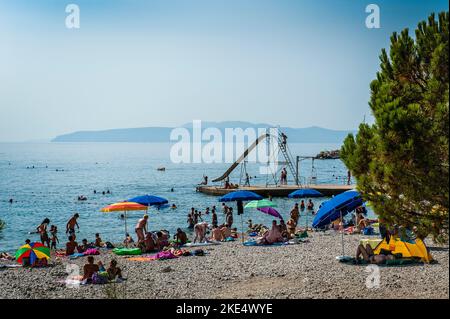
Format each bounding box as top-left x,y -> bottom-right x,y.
0,142 -> 357,252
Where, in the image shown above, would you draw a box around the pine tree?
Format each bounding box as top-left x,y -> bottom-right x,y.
341,12 -> 449,243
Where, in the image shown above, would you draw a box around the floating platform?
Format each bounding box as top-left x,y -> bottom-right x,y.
196,184 -> 355,197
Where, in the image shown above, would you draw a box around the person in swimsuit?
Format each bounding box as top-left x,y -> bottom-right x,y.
174,228 -> 188,245
135,215 -> 149,243
37,218 -> 50,247
107,259 -> 123,281
193,222 -> 209,243
66,213 -> 80,240
50,225 -> 59,249
290,204 -> 300,224
307,199 -> 314,210
187,213 -> 195,229
211,210 -> 218,228
211,226 -> 224,241
82,256 -> 100,282
286,218 -> 297,238
65,235 -> 79,255
356,243 -> 394,264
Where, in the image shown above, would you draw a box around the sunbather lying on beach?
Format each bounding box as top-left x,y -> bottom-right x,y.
355,243 -> 394,264
0,252 -> 14,260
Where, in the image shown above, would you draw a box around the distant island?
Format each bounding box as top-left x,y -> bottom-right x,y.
52,121 -> 355,143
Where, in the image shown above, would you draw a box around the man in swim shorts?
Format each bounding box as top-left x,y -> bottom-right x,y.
66,213 -> 80,240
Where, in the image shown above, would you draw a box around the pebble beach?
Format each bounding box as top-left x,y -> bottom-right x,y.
1,231 -> 448,299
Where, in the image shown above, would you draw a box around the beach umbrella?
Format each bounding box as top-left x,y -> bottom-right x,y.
288,189 -> 324,198
219,190 -> 263,202
257,207 -> 284,221
100,201 -> 148,240
127,195 -> 168,207
15,242 -> 50,265
312,190 -> 363,229
244,199 -> 277,209
312,190 -> 363,261
219,191 -> 263,243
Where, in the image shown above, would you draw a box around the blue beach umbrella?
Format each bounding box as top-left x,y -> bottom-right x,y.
312,190 -> 363,229
312,190 -> 364,261
219,190 -> 263,243
288,189 -> 324,198
127,195 -> 168,207
219,190 -> 263,202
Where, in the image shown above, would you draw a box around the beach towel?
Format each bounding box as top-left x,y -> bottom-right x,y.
225,237 -> 235,242
243,241 -> 285,247
182,242 -> 220,247
339,257 -> 423,266
68,253 -> 85,259
83,248 -> 100,256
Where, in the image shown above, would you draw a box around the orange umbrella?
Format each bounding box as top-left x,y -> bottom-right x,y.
101,202 -> 148,212
101,202 -> 148,240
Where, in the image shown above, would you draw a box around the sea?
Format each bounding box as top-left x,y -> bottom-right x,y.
0,142 -> 365,253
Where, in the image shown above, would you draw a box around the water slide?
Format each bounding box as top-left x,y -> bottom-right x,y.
212,133 -> 269,183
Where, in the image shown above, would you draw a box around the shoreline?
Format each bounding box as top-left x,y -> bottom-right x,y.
1,231 -> 448,299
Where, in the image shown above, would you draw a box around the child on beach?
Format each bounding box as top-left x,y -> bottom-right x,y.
50,225 -> 59,250
37,218 -> 51,247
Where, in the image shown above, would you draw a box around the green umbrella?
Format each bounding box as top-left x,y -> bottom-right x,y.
244,199 -> 277,209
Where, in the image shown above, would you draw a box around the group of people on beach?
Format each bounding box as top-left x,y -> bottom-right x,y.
185,204 -> 238,243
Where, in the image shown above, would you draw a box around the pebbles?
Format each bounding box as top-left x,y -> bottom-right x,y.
0,232 -> 448,299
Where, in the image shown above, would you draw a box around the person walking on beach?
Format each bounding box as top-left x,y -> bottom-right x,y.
37,218 -> 51,247
135,214 -> 149,243
66,213 -> 80,240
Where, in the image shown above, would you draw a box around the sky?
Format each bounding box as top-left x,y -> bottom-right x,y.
0,0 -> 448,142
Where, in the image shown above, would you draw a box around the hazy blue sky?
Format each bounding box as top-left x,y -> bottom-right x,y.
0,0 -> 448,141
